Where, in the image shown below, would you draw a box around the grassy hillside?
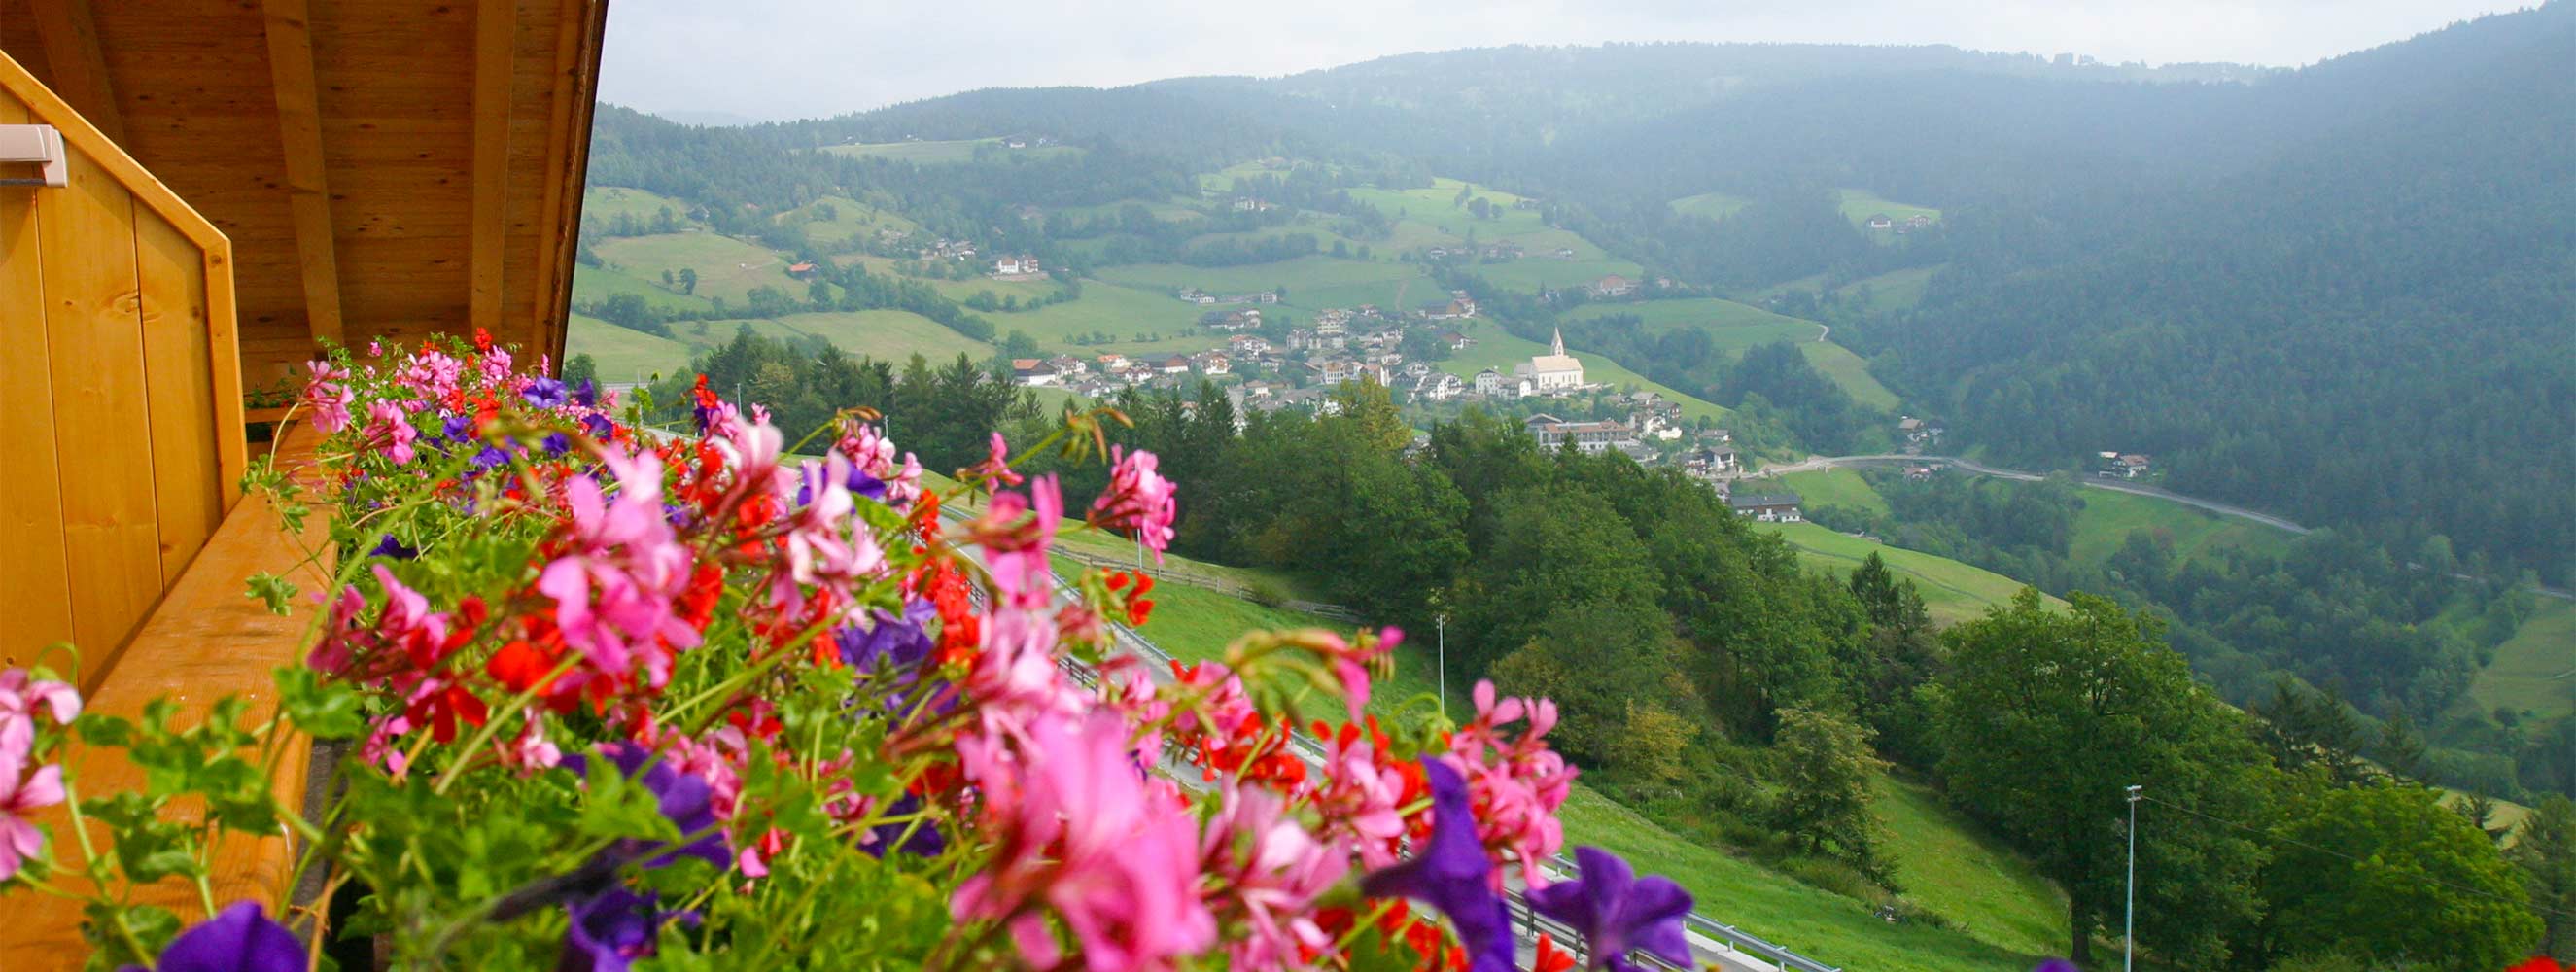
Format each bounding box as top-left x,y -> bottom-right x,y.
592,232 -> 794,305
1841,264 -> 1942,314
1778,469 -> 1891,517
568,315 -> 697,383
1559,297 -> 1899,409
1096,256 -> 1427,314
1875,776 -> 2071,957
1006,278 -> 1231,356
2067,489 -> 2296,568
1838,189 -> 1942,226
1436,322 -> 1734,423
1669,191 -> 1752,220
568,309 -> 993,382
583,187 -> 700,224
779,194 -> 919,243
2469,598 -> 2576,723
1760,521 -> 2047,625
573,262 -> 722,316
1804,341 -> 1902,409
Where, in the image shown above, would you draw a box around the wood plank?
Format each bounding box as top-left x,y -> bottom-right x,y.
0,427 -> 332,969
0,87 -> 77,670
468,0 -> 516,336
37,146 -> 164,655
135,210 -> 224,579
260,0 -> 344,346
0,51 -> 228,254
26,0 -> 123,145
206,242 -> 248,510
529,0 -> 583,364
540,0 -> 607,364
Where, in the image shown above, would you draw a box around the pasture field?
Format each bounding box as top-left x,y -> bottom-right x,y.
1803,341 -> 1902,409
1874,777 -> 2071,957
779,194 -> 919,244
1778,469 -> 1891,518
1435,323 -> 1734,424
1840,264 -> 1941,314
1049,197 -> 1207,225
818,138 -> 1081,163
1839,188 -> 1943,226
2067,488 -> 2296,568
1565,297 -> 1820,349
592,232 -> 795,305
1005,278 -> 1233,356
1347,178 -> 1550,236
2468,598 -> 2576,723
582,187 -> 699,225
571,263 -> 722,316
1097,257 -> 1430,315
1759,521 -> 2049,625
1669,191 -> 1752,220
1472,256 -> 1648,295
567,315 -> 697,383
836,256 -> 1071,305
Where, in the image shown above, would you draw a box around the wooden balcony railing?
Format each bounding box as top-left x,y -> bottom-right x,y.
1,50 -> 248,686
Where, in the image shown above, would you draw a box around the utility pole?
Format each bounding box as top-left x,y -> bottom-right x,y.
1436,613 -> 1448,717
2126,783 -> 2142,972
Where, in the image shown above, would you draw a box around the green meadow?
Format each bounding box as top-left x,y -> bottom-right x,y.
2468,598 -> 2576,723
591,232 -> 796,305
1758,521 -> 2049,625
1561,297 -> 1898,408
1839,188 -> 1943,226
2067,488 -> 2297,568
1096,257 -> 1431,315
1669,191 -> 1752,220
778,194 -> 920,243
1002,278 -> 1234,357
1874,776 -> 2071,957
1778,468 -> 1892,517
582,186 -> 700,225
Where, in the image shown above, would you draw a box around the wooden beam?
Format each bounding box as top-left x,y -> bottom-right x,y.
26,0 -> 122,145
260,0 -> 344,347
468,0 -> 516,337
529,0 -> 607,364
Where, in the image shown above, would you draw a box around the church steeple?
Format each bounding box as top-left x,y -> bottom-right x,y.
1550,327 -> 1565,356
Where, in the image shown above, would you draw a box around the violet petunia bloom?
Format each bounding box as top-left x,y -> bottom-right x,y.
560,887 -> 696,972
838,604 -> 935,677
369,534 -> 419,560
1526,847 -> 1694,972
523,376 -> 569,409
1359,760 -> 1516,972
116,901 -> 306,972
560,742 -> 730,871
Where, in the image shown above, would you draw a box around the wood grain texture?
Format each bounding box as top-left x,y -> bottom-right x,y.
0,87 -> 77,671
0,427 -> 331,970
468,0 -> 516,335
261,0 -> 344,345
26,0 -> 123,144
0,50 -> 228,253
36,146 -> 164,656
136,209 -> 225,580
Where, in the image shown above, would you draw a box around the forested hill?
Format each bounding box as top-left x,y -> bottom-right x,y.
1869,2 -> 2576,583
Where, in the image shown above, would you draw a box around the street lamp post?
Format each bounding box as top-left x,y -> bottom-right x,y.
2126,783 -> 2143,972
1436,614 -> 1447,717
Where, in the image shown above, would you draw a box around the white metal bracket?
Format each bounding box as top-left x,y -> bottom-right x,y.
0,124 -> 68,188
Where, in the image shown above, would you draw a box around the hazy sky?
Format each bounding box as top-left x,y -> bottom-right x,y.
599,0 -> 2521,122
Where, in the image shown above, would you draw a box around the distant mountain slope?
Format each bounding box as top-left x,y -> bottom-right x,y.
1883,3 -> 2576,581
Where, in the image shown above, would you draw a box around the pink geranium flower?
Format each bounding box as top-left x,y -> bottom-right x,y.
537,450 -> 701,688
1201,783 -> 1348,970
1443,680 -> 1577,890
953,711 -> 1215,972
971,476 -> 1062,610
0,748 -> 67,882
364,399 -> 416,465
302,361 -> 355,434
1090,447 -> 1177,559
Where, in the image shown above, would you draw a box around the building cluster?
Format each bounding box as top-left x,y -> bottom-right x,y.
1862,213 -> 1938,233
1173,287 -> 1281,306
991,255 -> 1043,278
2095,451 -> 2155,478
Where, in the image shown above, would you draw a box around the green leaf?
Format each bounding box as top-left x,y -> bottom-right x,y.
246,572 -> 300,616
275,667 -> 368,740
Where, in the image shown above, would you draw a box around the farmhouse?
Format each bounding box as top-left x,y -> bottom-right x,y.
1866,213 -> 1895,230
1591,274 -> 1635,297
992,255 -> 1041,276
1010,360 -> 1061,387
1160,356 -> 1192,375
1729,494 -> 1805,522
1191,352 -> 1232,375
1897,416 -> 1946,445
1514,329 -> 1586,394
1200,309 -> 1262,331
1684,446 -> 1740,479
786,261 -> 819,279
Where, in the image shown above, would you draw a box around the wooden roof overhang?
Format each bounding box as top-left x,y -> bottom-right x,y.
1,0 -> 609,388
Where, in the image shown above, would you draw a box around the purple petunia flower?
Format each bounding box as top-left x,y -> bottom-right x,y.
441,413 -> 475,442
837,604 -> 934,674
369,534 -> 419,560
1360,760 -> 1515,972
541,433 -> 573,457
573,379 -> 599,408
117,901 -> 306,972
560,742 -> 730,871
470,443 -> 512,473
1527,847 -> 1694,972
862,792 -> 947,859
583,413 -> 615,441
561,887 -> 697,972
523,376 -> 570,409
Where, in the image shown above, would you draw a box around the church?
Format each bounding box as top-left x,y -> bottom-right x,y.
1514,328 -> 1587,394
